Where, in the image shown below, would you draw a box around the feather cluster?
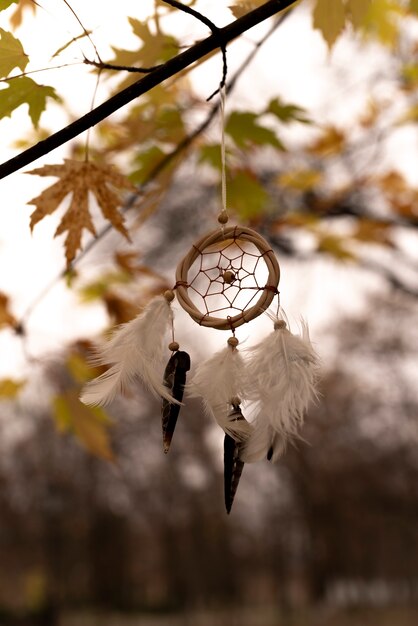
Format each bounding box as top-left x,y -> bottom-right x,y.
187,345 -> 252,441
242,319 -> 320,463
80,296 -> 176,407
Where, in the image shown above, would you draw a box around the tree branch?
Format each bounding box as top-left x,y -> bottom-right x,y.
0,0 -> 297,181
161,0 -> 227,99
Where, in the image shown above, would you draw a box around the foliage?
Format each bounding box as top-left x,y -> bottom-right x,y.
27,160 -> 135,266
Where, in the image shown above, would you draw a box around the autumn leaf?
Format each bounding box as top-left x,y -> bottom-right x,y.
362,0 -> 405,47
229,0 -> 266,18
199,143 -> 222,170
227,169 -> 268,219
308,126 -> 346,157
313,0 -> 346,49
10,0 -> 36,29
108,18 -> 179,90
352,218 -> 393,246
0,1 -> 18,11
27,160 -> 136,267
226,111 -> 284,150
53,390 -> 115,461
0,29 -> 28,78
0,292 -> 17,329
0,378 -> 25,398
0,76 -> 60,128
66,352 -> 100,384
278,168 -> 322,191
346,0 -> 372,29
317,234 -> 355,260
130,146 -> 167,185
266,97 -> 310,124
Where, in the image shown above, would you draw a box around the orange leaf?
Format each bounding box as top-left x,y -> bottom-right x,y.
308,126 -> 346,157
0,292 -> 17,330
27,160 -> 136,267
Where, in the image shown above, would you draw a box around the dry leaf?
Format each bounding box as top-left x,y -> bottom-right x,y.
229,1 -> 266,18
0,378 -> 25,398
313,0 -> 346,49
10,0 -> 36,29
53,389 -> 115,462
0,292 -> 17,329
308,126 -> 346,157
27,160 -> 136,267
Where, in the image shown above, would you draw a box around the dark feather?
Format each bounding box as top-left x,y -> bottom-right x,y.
161,350 -> 190,453
223,404 -> 247,514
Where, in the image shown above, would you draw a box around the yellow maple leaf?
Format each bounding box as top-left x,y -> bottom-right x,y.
27,160 -> 135,267
53,390 -> 115,462
0,378 -> 25,398
313,0 -> 347,49
346,0 -> 372,29
229,1 -> 266,18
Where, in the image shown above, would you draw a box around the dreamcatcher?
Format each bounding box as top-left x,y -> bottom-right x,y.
80,89 -> 320,513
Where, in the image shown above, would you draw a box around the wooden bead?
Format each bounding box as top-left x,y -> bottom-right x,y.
168,341 -> 179,351
217,211 -> 229,225
223,270 -> 235,284
274,320 -> 287,330
164,290 -> 175,303
227,336 -> 239,348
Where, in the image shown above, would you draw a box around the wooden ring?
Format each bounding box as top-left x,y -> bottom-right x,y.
175,225 -> 280,330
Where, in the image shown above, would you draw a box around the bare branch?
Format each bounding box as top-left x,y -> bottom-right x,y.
162,0 -> 227,99
83,58 -> 161,74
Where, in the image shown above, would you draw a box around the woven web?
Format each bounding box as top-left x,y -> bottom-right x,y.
187,238 -> 270,322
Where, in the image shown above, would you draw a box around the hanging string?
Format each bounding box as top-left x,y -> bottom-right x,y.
220,86 -> 227,217
218,85 -> 229,235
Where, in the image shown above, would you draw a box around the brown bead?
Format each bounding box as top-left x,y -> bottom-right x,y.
164,290 -> 175,303
223,270 -> 235,284
227,336 -> 239,348
217,211 -> 229,225
274,319 -> 287,330
168,341 -> 179,352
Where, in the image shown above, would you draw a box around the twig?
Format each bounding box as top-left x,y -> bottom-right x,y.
162,0 -> 227,100
0,0 -> 298,181
60,0 -> 102,62
83,58 -> 161,74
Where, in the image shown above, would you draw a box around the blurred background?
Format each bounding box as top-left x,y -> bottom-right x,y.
1,1 -> 418,625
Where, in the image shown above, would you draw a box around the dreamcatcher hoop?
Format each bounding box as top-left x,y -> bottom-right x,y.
175,225 -> 280,330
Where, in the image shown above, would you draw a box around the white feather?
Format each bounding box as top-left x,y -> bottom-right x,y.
242,318 -> 320,462
187,345 -> 252,441
80,296 -> 176,406
240,419 -> 286,463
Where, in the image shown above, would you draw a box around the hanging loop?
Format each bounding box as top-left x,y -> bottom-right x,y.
175,225 -> 280,330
